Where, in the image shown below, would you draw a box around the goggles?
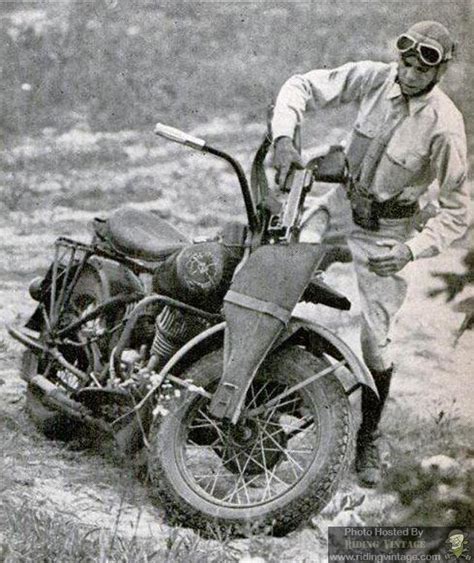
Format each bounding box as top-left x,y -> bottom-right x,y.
396,33 -> 445,66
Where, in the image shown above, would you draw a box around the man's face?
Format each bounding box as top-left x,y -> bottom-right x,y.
397,55 -> 438,96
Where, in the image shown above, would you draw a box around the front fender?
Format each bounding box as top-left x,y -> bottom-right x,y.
286,312 -> 378,397
153,313 -> 377,423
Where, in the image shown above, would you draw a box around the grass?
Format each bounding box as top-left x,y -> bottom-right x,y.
375,399 -> 474,527
2,501 -> 151,563
1,2 -> 472,141
0,408 -> 241,563
1,499 -> 218,563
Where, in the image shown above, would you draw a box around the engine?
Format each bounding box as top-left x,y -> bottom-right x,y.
146,240 -> 243,368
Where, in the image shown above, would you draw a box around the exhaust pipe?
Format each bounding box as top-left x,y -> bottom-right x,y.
7,325 -> 44,353
29,375 -> 111,434
7,325 -> 89,383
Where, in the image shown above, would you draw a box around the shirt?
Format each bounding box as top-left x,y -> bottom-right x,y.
272,61 -> 470,259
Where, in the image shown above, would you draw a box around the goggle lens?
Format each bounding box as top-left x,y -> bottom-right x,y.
396,35 -> 416,52
419,44 -> 442,65
396,34 -> 443,66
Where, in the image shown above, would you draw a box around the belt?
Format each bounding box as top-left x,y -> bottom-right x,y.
373,198 -> 418,219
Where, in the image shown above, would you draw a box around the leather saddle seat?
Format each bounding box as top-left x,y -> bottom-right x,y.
104,207 -> 190,261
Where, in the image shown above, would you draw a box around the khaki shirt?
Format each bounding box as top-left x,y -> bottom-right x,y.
272,61 -> 470,259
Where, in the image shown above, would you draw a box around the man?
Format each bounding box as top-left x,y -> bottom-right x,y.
272,21 -> 470,487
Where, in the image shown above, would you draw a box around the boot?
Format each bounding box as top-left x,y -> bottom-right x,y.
355,365 -> 393,487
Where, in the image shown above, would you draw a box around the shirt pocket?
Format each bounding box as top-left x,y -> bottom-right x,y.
346,119 -> 378,176
355,118 -> 378,138
382,144 -> 429,191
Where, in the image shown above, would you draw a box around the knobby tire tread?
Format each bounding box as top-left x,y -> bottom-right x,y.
148,347 -> 353,536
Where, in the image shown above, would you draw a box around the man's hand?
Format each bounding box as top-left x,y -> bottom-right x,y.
368,241 -> 413,276
273,136 -> 303,187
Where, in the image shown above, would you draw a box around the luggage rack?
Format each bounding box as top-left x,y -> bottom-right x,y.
45,237 -> 151,333
46,238 -> 95,331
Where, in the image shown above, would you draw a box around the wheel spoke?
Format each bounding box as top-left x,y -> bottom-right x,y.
190,420 -> 313,503
208,468 -> 222,496
221,472 -> 264,503
265,463 -> 285,499
197,409 -> 226,441
225,425 -> 294,502
256,416 -> 315,435
187,438 -> 221,449
186,437 -> 258,498
260,426 -> 306,475
221,438 -> 261,503
193,473 -> 224,479
263,426 -> 293,440
234,455 -> 251,504
208,461 -> 226,497
263,395 -> 300,413
232,436 -> 262,501
252,432 -> 290,489
178,365 -> 327,509
188,421 -> 219,430
246,380 -> 271,409
260,447 -> 314,454
258,430 -> 273,501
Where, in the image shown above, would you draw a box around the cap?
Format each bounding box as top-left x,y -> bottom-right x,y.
405,21 -> 455,61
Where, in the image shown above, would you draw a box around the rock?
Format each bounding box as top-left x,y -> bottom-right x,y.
420,455 -> 461,483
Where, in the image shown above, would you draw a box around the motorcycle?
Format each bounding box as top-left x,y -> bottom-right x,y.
8,122 -> 377,537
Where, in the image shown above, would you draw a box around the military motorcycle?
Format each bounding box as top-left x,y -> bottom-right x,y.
8,122 -> 377,536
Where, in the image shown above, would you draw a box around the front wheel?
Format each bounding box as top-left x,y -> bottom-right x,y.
148,346 -> 353,536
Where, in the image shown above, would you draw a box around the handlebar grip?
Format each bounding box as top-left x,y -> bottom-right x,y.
154,123 -> 206,150
281,164 -> 297,193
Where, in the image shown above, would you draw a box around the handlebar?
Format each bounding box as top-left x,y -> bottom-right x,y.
154,122 -> 259,233
154,123 -> 206,151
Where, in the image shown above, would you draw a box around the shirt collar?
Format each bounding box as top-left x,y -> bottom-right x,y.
386,73 -> 438,115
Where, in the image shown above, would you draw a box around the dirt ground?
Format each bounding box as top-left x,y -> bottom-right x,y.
0,126 -> 472,561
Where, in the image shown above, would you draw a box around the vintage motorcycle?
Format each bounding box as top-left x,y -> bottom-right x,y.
8,123 -> 377,536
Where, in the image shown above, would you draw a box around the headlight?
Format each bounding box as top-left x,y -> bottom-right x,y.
28,276 -> 43,301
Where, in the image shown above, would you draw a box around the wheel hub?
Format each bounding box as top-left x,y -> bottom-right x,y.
222,416 -> 288,475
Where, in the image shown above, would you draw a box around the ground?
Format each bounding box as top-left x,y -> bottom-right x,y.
0,121 -> 472,562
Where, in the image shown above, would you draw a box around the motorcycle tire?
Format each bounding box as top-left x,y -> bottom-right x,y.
148,345 -> 353,537
21,267 -> 111,441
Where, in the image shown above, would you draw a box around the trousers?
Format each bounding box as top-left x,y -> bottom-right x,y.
347,216 -> 416,372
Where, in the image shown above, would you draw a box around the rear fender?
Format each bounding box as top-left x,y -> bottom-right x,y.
25,256 -> 142,331
87,256 -> 143,299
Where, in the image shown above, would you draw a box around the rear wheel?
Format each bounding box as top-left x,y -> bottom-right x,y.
22,267 -> 115,440
148,346 -> 353,536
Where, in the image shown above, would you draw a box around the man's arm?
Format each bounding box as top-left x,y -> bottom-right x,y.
271,61 -> 391,184
369,130 -> 470,276
406,130 -> 470,260
271,60 -> 391,141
